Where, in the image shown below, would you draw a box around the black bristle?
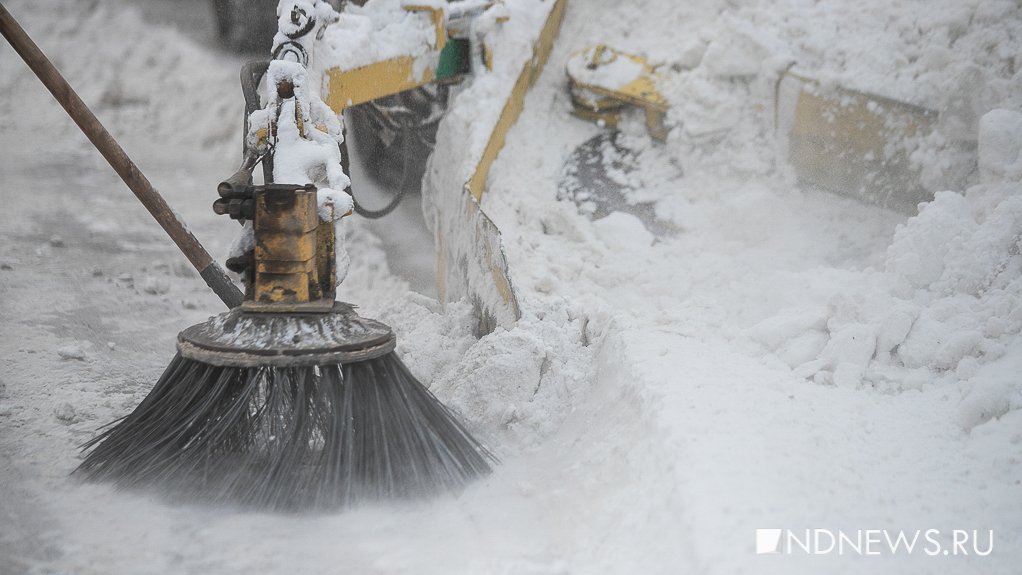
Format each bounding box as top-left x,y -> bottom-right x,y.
77,353 -> 494,510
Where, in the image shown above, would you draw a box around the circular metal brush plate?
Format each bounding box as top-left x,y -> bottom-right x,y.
177,302 -> 396,367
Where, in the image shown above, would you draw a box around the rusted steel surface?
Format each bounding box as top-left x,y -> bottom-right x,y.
315,219 -> 337,303
252,186 -> 320,305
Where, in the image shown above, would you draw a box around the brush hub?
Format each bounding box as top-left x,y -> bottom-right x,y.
177,302 -> 395,367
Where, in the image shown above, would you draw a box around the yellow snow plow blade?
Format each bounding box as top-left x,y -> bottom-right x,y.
465,0 -> 565,201
776,71 -> 938,212
564,45 -> 945,213
424,0 -> 568,333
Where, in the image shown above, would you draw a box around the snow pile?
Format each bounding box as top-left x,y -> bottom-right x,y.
430,299 -> 599,449
511,0 -> 1022,431
979,108 -> 1022,183
341,212 -> 598,453
619,0 -> 1022,191
450,0 -> 1022,571
635,0 -> 1022,432
0,0 -> 242,159
744,110 -> 1022,431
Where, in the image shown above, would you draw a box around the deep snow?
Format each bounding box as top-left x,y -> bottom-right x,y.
1,0 -> 1021,574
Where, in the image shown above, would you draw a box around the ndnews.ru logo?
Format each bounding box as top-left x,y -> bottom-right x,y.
756,529 -> 994,556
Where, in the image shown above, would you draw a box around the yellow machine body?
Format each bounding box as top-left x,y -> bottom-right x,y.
324,56 -> 437,111
247,186 -> 336,312
323,2 -> 503,115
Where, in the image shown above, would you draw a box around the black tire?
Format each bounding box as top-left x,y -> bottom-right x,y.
345,85 -> 448,194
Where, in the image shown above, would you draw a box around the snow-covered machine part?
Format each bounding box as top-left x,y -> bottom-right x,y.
565,45 -> 977,214
566,45 -> 669,140
234,1 -> 354,299
316,0 -> 507,114
73,0 -> 498,508
295,0 -> 567,332
423,0 -> 567,333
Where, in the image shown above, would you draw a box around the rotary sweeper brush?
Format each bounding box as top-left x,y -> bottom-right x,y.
1,1 -> 494,509
76,180 -> 494,508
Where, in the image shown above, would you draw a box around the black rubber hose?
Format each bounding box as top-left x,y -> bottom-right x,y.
347,131 -> 411,219
240,60 -> 273,183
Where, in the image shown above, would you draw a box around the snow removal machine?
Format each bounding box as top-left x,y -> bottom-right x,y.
1,0 -> 566,508
1,0 -> 972,508
562,44 -> 971,217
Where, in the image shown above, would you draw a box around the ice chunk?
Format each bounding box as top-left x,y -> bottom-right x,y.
876,304 -> 917,354
958,344 -> 1022,430
141,276 -> 170,296
833,362 -> 864,389
54,403 -> 77,423
819,324 -> 877,370
886,192 -> 976,290
700,18 -> 782,78
933,330 -> 984,370
592,212 -> 655,249
777,330 -> 830,369
744,307 -> 828,351
57,344 -> 90,361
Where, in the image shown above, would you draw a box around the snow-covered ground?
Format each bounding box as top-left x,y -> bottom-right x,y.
1,0 -> 1020,574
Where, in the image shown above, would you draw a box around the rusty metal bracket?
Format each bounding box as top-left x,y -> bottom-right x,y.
213,183 -> 336,312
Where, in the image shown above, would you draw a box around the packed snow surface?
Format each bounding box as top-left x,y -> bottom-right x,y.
1,0 -> 1021,574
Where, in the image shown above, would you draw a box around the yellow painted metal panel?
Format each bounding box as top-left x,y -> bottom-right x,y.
324,57 -> 435,112
781,71 -> 937,212
466,0 -> 568,201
